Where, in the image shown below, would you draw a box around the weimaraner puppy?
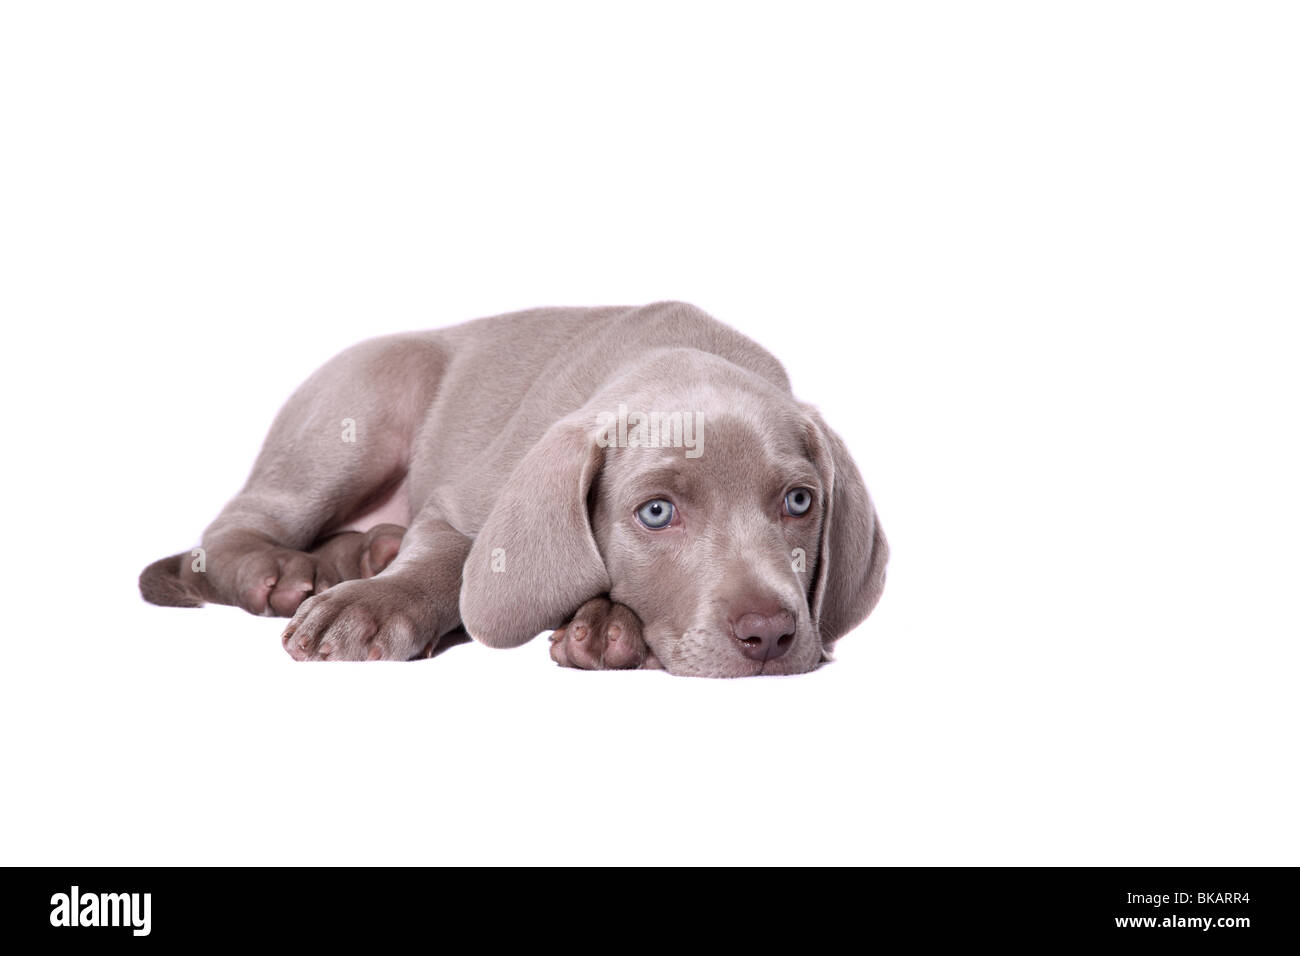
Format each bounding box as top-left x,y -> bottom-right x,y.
140,302 -> 888,677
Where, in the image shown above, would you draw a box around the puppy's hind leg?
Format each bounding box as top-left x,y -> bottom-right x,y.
306,523 -> 408,591
139,336 -> 443,617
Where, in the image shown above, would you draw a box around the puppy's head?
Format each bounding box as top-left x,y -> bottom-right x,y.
459,384 -> 887,677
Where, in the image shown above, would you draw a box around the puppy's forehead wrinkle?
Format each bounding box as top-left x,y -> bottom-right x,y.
621,463 -> 693,500
612,437 -> 811,511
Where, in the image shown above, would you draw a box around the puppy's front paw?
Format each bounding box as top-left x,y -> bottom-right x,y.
280,578 -> 434,661
549,597 -> 657,670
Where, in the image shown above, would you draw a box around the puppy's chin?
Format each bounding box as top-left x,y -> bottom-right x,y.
645,624 -> 824,678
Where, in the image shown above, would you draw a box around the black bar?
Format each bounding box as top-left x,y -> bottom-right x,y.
2,867 -> 1292,945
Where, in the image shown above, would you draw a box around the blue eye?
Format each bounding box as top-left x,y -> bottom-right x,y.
784,488 -> 813,517
636,499 -> 675,529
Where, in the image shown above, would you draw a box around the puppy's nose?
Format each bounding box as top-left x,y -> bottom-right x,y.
731,608 -> 796,662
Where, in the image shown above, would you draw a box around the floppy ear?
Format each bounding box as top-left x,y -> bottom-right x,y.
805,411 -> 889,650
459,417 -> 611,648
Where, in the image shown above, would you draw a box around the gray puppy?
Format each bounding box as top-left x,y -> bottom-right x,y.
141,302 -> 888,677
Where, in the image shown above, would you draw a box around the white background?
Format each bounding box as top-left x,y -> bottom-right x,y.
1,2 -> 1296,865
